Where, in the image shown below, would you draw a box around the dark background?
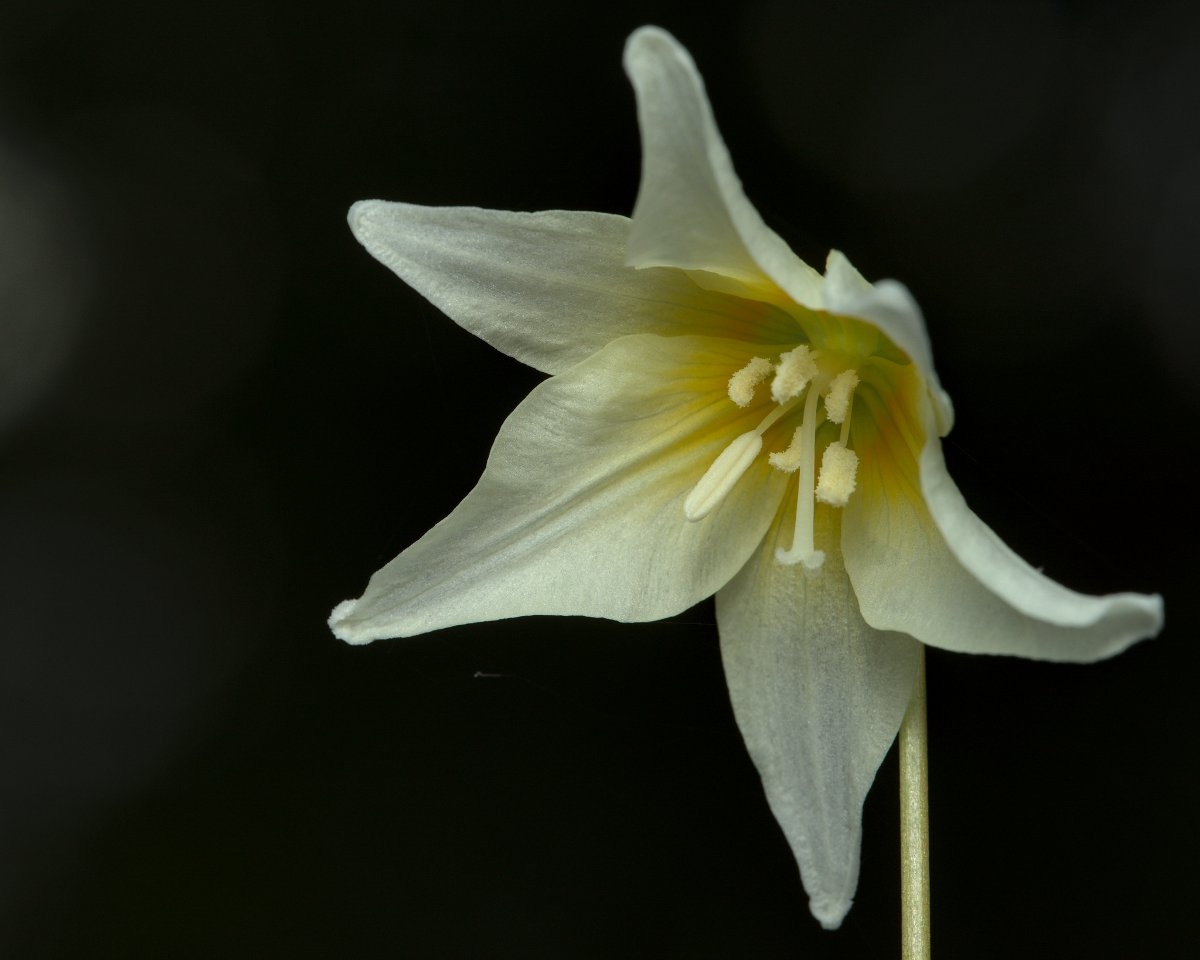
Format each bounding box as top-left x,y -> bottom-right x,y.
2,0 -> 1196,957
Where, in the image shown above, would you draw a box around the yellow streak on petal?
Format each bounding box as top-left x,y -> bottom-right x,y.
851,360 -> 927,515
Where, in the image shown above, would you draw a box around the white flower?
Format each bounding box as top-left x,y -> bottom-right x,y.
329,26 -> 1163,929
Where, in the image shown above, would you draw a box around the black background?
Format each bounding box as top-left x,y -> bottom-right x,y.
2,1 -> 1197,957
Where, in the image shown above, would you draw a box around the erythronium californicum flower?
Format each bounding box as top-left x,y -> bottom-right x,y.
330,26 -> 1163,929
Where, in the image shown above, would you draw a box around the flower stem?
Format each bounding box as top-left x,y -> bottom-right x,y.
899,648 -> 930,960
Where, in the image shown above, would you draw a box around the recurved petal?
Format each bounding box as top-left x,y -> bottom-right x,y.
716,503 -> 922,929
623,27 -> 825,308
330,333 -> 788,643
842,391 -> 1163,661
919,427 -> 1162,656
349,202 -> 795,375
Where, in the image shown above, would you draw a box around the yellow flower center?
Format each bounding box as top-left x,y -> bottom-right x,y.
684,311 -> 911,571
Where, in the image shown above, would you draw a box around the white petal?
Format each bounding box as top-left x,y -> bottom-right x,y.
331,334 -> 789,643
716,504 -> 922,929
349,202 -> 796,374
820,250 -> 874,302
822,252 -> 955,436
623,27 -> 825,307
919,433 -> 1161,654
842,393 -> 1163,661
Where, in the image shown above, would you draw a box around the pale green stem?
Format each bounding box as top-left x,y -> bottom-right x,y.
899,648 -> 930,960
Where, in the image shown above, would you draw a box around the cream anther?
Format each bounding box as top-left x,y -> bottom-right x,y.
816,441 -> 859,507
823,370 -> 859,425
727,357 -> 773,408
768,426 -> 805,473
770,345 -> 818,404
684,430 -> 763,521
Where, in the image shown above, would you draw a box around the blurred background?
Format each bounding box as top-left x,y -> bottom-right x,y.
2,0 -> 1196,957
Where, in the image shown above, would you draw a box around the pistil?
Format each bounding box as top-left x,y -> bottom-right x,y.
774,385 -> 825,570
684,431 -> 763,521
683,395 -> 802,521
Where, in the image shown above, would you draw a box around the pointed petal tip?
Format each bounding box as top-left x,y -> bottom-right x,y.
624,25 -> 682,64
810,894 -> 851,930
1100,590 -> 1165,658
822,249 -> 872,304
1146,591 -> 1165,624
328,598 -> 374,646
347,199 -> 383,238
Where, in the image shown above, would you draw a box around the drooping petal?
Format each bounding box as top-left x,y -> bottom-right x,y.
842,383 -> 1163,660
331,333 -> 789,643
623,27 -> 825,308
349,202 -> 797,375
822,251 -> 955,436
716,502 -> 922,929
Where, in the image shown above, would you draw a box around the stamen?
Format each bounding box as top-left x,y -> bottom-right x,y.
775,386 -> 825,570
727,357 -> 773,408
754,395 -> 801,436
684,431 -> 763,521
816,441 -> 859,507
823,369 -> 859,424
770,345 -> 818,404
768,426 -> 805,473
